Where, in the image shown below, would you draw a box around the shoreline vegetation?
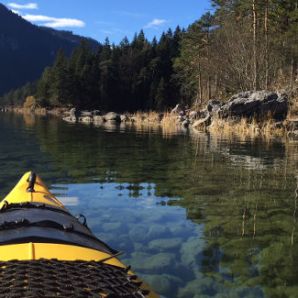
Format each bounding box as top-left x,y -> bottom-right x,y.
2,89 -> 298,141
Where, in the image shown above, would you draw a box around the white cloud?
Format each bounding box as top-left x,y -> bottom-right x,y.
7,2 -> 38,10
23,14 -> 85,28
11,9 -> 20,14
144,18 -> 167,29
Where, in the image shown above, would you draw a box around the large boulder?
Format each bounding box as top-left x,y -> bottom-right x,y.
207,99 -> 223,114
93,115 -> 104,123
103,112 -> 121,123
219,90 -> 288,120
81,110 -> 93,117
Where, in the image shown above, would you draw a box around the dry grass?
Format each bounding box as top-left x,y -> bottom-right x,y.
209,117 -> 286,140
130,111 -> 181,137
289,97 -> 298,119
131,111 -> 162,124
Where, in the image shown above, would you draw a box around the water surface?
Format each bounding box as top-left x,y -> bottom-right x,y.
0,112 -> 297,298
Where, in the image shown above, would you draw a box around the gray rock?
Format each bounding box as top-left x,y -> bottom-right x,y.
219,90 -> 288,120
79,116 -> 93,123
104,112 -> 121,123
81,110 -> 93,117
178,277 -> 216,298
148,238 -> 182,252
207,100 -> 223,114
63,116 -> 76,123
120,114 -> 129,122
189,111 -> 198,119
182,119 -> 190,128
178,115 -> 186,123
180,237 -> 204,267
129,252 -> 176,274
102,222 -> 123,232
69,108 -> 78,117
128,226 -> 148,242
92,110 -> 101,116
142,274 -> 183,296
147,225 -> 171,240
93,115 -> 104,123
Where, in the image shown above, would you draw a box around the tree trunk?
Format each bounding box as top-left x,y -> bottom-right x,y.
206,30 -> 211,100
264,0 -> 269,90
195,51 -> 203,106
198,60 -> 203,104
253,0 -> 259,91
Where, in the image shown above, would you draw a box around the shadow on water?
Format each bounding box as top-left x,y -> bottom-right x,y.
0,112 -> 298,297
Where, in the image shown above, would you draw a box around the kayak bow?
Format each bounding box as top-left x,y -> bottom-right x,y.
0,172 -> 158,298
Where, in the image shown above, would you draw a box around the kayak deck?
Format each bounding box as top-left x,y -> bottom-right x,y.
0,259 -> 148,298
0,172 -> 158,298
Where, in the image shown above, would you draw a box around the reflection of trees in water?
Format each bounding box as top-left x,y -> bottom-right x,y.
9,112 -> 298,296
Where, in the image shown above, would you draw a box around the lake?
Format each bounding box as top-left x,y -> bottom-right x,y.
0,112 -> 297,298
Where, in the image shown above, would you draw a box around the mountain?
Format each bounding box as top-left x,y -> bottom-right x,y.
0,3 -> 99,95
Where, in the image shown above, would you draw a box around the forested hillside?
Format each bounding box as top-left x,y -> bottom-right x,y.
1,0 -> 297,111
0,3 -> 98,95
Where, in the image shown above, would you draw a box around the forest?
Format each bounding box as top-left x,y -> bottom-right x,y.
1,0 -> 297,111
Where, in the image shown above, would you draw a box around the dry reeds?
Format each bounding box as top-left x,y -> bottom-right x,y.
130,111 -> 181,137
209,117 -> 286,140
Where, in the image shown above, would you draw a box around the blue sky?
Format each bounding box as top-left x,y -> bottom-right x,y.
4,0 -> 212,43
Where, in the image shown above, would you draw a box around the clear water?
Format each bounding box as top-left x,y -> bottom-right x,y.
0,112 -> 298,298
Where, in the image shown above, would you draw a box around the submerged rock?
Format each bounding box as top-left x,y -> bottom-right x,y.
147,225 -> 172,240
148,237 -> 182,252
142,274 -> 183,296
129,252 -> 176,273
128,225 -> 148,242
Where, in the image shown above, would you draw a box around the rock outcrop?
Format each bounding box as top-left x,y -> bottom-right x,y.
219,91 -> 288,120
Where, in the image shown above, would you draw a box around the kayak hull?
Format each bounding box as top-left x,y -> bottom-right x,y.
0,172 -> 158,298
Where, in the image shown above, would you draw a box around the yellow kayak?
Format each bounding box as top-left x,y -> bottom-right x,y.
0,172 -> 158,297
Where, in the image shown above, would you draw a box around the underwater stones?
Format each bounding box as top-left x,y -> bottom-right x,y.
148,237 -> 182,252
129,252 -> 176,274
128,225 -> 148,242
142,274 -> 183,296
116,235 -> 134,252
102,222 -> 123,233
147,225 -> 172,241
180,237 -> 204,267
178,277 -> 217,298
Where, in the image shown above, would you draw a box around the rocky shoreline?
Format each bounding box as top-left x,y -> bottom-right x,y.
2,90 -> 298,141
